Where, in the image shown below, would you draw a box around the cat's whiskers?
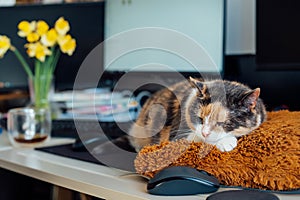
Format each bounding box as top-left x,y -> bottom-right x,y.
171,129 -> 192,133
172,130 -> 193,137
191,132 -> 198,142
172,130 -> 194,140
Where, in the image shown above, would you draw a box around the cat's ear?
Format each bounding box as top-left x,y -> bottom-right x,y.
241,88 -> 260,110
189,77 -> 207,97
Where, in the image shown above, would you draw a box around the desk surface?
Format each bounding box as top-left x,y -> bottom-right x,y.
0,132 -> 298,200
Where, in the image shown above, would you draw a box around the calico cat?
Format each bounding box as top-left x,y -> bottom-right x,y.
129,78 -> 266,152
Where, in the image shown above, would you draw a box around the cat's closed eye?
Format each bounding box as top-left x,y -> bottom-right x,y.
216,122 -> 224,126
198,117 -> 203,123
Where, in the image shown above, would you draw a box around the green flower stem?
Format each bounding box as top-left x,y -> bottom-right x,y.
32,54 -> 56,109
34,60 -> 42,108
50,48 -> 60,74
10,45 -> 33,79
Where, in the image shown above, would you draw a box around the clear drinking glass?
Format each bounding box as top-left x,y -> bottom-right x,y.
7,107 -> 51,147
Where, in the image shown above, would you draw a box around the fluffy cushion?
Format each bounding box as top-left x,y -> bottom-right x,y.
134,110 -> 300,191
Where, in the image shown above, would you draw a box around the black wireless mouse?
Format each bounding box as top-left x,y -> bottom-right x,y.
206,190 -> 279,200
147,166 -> 220,196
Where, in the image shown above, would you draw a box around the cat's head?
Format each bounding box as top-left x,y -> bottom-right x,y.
185,78 -> 266,144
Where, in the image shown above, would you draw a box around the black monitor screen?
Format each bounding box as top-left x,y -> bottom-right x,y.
256,0 -> 300,70
0,2 -> 105,92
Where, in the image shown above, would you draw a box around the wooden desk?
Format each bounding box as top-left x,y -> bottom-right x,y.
0,132 -> 298,200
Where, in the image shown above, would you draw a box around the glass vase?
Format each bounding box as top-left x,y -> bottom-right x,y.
28,75 -> 54,110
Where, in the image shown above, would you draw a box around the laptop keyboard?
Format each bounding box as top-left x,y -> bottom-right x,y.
52,119 -> 131,138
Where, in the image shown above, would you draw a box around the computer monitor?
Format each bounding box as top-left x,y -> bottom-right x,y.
103,0 -> 225,91
256,0 -> 300,70
0,2 -> 105,92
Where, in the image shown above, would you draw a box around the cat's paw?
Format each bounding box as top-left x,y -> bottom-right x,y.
215,136 -> 237,152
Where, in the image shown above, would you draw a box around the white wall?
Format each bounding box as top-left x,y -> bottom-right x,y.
225,0 -> 256,55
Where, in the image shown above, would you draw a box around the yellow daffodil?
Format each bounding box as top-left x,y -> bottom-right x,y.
17,20 -> 36,38
35,43 -> 51,62
57,34 -> 70,46
25,43 -> 37,58
25,42 -> 51,62
55,17 -> 70,36
58,34 -> 76,56
41,28 -> 58,47
0,35 -> 11,58
26,32 -> 40,42
36,20 -> 49,36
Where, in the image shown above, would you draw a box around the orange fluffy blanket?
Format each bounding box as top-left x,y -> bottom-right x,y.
134,110 -> 300,191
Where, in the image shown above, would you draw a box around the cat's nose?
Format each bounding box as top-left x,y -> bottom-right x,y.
202,132 -> 210,137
